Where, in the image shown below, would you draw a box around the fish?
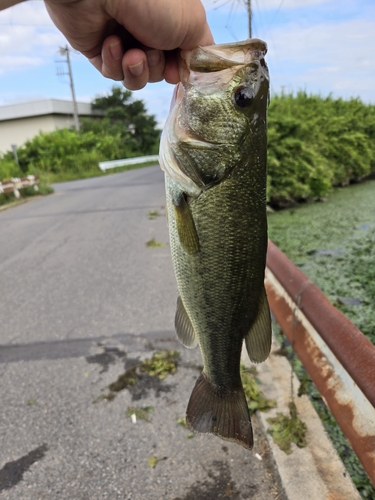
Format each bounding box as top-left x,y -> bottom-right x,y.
159,38 -> 272,451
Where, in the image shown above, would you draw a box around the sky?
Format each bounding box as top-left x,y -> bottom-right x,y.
0,0 -> 374,129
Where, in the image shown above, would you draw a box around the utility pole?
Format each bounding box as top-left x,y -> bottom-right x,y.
246,0 -> 252,38
57,46 -> 80,131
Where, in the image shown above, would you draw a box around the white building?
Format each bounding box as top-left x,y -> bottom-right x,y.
0,99 -> 104,154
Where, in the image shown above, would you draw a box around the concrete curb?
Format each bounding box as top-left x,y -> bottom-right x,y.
243,338 -> 361,500
0,196 -> 32,212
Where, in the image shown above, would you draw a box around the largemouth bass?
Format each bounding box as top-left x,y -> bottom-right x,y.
159,39 -> 271,450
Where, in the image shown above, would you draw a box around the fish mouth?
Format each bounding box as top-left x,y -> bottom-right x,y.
180,38 -> 267,81
159,39 -> 269,195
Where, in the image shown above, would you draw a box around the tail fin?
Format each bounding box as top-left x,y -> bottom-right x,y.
186,373 -> 253,450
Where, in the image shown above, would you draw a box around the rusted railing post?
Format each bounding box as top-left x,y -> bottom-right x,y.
265,240 -> 375,486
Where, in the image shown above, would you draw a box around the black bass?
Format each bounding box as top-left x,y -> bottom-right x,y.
159,39 -> 271,450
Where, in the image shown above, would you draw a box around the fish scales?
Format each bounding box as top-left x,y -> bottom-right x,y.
160,38 -> 272,450
167,146 -> 267,379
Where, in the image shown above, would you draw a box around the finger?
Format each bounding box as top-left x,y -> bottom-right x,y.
101,35 -> 125,81
122,48 -> 149,90
88,53 -> 103,74
146,49 -> 165,83
164,51 -> 180,85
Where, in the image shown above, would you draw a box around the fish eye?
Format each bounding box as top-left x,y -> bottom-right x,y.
233,86 -> 254,109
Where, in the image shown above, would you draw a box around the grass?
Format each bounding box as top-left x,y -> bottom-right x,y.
177,417 -> 194,439
126,406 -> 154,422
93,350 -> 180,403
38,160 -> 158,185
147,455 -> 167,468
0,182 -> 54,208
140,350 -> 179,379
267,401 -> 307,455
268,179 -> 375,498
148,210 -> 160,220
274,326 -> 375,499
145,238 -> 165,248
240,364 -> 276,415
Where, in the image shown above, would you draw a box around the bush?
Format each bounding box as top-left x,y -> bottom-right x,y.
12,128 -> 130,175
0,157 -> 23,180
0,85 -> 161,183
1,92 -> 374,202
267,92 -> 375,206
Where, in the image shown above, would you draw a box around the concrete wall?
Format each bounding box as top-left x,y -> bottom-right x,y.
0,100 -> 105,155
0,114 -> 78,154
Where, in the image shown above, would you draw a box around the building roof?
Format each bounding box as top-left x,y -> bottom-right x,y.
0,99 -> 104,121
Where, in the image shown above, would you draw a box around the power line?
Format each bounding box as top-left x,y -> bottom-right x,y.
276,0 -> 286,13
225,0 -> 240,41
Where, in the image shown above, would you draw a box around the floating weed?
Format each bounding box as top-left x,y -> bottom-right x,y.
93,351 -> 179,403
126,406 -> 154,422
107,366 -> 138,391
93,365 -> 139,403
240,364 -> 277,415
267,402 -> 307,454
269,182 -> 375,496
140,350 -> 180,380
177,417 -> 195,439
148,455 -> 167,468
148,210 -> 160,220
297,374 -> 309,397
145,238 -> 165,248
177,417 -> 187,428
27,399 -> 44,408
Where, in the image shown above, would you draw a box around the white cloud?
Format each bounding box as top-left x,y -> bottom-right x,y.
0,1 -> 66,73
0,1 -> 53,26
266,17 -> 375,102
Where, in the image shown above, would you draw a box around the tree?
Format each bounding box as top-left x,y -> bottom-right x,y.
81,86 -> 160,156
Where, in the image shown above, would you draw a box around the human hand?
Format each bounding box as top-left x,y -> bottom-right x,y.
44,0 -> 214,90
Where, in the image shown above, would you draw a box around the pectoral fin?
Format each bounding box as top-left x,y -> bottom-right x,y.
175,296 -> 198,348
173,192 -> 199,255
245,287 -> 272,363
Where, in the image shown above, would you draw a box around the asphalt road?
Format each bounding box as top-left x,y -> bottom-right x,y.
0,166 -> 282,500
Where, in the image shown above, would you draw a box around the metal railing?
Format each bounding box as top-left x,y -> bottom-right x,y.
265,240 -> 375,486
0,175 -> 39,199
98,155 -> 159,172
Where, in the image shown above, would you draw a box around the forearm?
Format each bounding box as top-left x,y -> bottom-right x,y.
0,0 -> 24,10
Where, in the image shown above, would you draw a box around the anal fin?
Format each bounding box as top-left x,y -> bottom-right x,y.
186,373 -> 253,450
175,296 -> 198,348
245,286 -> 272,363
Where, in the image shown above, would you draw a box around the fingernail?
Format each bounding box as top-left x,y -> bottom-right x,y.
147,50 -> 161,68
109,41 -> 122,60
128,60 -> 144,77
